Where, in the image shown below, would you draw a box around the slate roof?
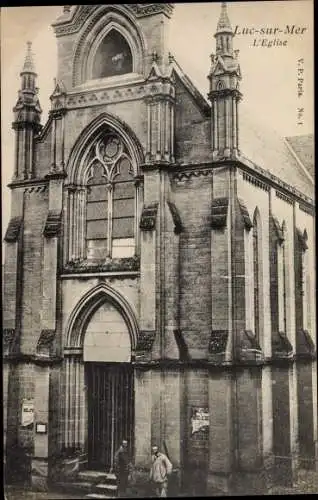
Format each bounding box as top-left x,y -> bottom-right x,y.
239,103 -> 314,200
285,135 -> 314,180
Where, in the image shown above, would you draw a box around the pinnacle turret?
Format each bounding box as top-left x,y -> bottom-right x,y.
208,2 -> 242,159
13,41 -> 42,129
21,41 -> 36,74
214,2 -> 234,57
216,2 -> 233,35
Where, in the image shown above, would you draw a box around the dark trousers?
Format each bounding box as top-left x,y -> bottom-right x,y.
116,472 -> 129,497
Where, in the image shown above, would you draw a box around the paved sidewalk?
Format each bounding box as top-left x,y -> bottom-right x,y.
5,468 -> 318,498
5,486 -> 87,500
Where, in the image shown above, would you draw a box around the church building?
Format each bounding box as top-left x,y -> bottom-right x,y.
3,3 -> 316,496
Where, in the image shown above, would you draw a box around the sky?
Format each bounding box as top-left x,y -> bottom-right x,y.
1,1 -> 314,243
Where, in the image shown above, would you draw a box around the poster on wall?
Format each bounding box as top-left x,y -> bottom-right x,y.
191,407 -> 210,435
21,399 -> 34,428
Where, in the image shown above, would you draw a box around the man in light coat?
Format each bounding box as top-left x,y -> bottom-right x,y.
149,445 -> 173,497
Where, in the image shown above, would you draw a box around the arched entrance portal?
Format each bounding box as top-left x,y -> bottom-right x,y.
64,284 -> 137,472
84,300 -> 134,470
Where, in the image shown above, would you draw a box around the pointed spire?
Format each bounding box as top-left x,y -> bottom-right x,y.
216,2 -> 233,34
214,2 -> 235,57
22,41 -> 36,74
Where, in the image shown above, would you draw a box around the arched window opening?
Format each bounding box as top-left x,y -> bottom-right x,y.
277,221 -> 287,333
92,30 -> 133,79
84,132 -> 136,260
282,228 -> 287,334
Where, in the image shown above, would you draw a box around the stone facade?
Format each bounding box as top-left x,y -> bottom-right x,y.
3,3 -> 316,496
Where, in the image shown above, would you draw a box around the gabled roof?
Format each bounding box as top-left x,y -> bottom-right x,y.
285,135 -> 314,180
168,57 -> 210,117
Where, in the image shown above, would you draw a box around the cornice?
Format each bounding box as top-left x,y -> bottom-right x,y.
60,271 -> 140,279
237,155 -> 314,206
3,353 -> 63,366
8,178 -> 47,190
65,79 -> 175,110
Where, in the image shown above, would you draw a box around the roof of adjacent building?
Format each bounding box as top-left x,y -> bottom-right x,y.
173,63 -> 314,201
285,135 -> 314,180
239,104 -> 314,199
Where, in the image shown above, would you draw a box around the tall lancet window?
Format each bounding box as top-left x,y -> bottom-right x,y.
253,209 -> 262,342
295,229 -> 309,331
277,221 -> 287,333
84,132 -> 136,260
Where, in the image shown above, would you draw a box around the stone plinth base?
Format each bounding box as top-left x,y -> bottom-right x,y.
31,458 -> 49,491
207,472 -> 232,495
273,455 -> 298,487
207,462 -> 274,496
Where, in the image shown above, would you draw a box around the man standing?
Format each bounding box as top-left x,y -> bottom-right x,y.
149,445 -> 173,497
114,439 -> 131,497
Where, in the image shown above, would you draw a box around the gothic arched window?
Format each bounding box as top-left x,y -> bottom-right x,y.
92,30 -> 133,79
295,228 -> 310,332
85,133 -> 136,260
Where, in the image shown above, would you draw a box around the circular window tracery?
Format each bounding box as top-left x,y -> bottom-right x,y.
86,133 -> 134,184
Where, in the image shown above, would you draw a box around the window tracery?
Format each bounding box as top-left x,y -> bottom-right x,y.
67,131 -> 138,263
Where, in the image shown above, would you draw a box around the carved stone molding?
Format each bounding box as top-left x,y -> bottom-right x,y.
65,80 -> 174,110
167,201 -> 183,234
208,329 -> 229,363
299,202 -> 314,216
272,331 -> 293,360
63,256 -> 140,274
4,216 -> 23,243
275,190 -> 293,205
296,329 -> 316,359
242,171 -> 269,192
135,330 -> 156,361
173,169 -> 214,183
237,198 -> 253,230
140,203 -> 159,231
24,185 -> 47,194
236,330 -> 263,362
53,5 -> 174,37
211,197 -> 229,229
130,3 -> 174,18
3,329 -> 19,356
43,210 -> 62,238
36,330 -> 56,356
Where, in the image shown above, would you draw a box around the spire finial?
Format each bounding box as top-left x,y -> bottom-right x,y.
216,2 -> 232,34
22,40 -> 36,73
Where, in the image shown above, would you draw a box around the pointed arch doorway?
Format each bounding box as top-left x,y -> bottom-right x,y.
84,299 -> 134,471
65,285 -> 137,472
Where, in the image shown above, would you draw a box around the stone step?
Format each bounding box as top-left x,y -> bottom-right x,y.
104,472 -> 117,483
78,470 -> 108,483
85,494 -> 115,499
95,483 -> 118,493
55,480 -> 93,493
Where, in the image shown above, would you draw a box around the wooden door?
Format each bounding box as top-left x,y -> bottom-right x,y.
86,362 -> 134,471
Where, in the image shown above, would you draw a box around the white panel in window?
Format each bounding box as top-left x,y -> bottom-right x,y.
112,238 -> 135,258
